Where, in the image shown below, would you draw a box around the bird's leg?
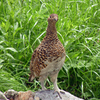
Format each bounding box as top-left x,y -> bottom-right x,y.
50,72 -> 64,99
50,72 -> 60,91
39,75 -> 47,90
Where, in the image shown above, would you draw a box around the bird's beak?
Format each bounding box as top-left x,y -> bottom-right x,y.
54,16 -> 58,21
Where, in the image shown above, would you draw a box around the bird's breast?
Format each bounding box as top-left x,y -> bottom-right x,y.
40,55 -> 65,76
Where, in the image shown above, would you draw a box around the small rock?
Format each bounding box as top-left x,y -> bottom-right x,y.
0,91 -> 8,100
4,89 -> 18,100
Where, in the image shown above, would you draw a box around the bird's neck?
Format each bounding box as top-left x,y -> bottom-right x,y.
46,23 -> 58,38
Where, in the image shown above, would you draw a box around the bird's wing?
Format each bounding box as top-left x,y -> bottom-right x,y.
30,49 -> 37,73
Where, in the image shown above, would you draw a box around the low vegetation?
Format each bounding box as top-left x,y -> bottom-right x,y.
0,0 -> 100,99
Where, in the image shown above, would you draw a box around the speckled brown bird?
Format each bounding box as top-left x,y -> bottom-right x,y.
29,14 -> 66,96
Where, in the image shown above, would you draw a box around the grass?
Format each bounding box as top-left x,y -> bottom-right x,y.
0,0 -> 100,99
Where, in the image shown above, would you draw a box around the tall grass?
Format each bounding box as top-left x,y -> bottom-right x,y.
0,0 -> 100,99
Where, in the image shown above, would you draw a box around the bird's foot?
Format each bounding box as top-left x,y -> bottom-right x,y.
56,91 -> 62,99
53,89 -> 65,99
41,86 -> 47,90
39,87 -> 47,92
59,90 -> 65,94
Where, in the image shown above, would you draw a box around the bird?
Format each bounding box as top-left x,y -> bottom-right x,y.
29,14 -> 66,98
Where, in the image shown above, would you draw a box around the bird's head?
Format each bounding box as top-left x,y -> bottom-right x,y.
48,14 -> 58,24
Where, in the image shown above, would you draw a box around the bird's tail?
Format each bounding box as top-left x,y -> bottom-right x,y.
28,74 -> 35,82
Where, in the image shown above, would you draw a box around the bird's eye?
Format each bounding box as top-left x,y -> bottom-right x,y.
50,16 -> 51,18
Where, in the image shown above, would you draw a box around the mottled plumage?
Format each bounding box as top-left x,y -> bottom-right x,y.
29,14 -> 66,97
